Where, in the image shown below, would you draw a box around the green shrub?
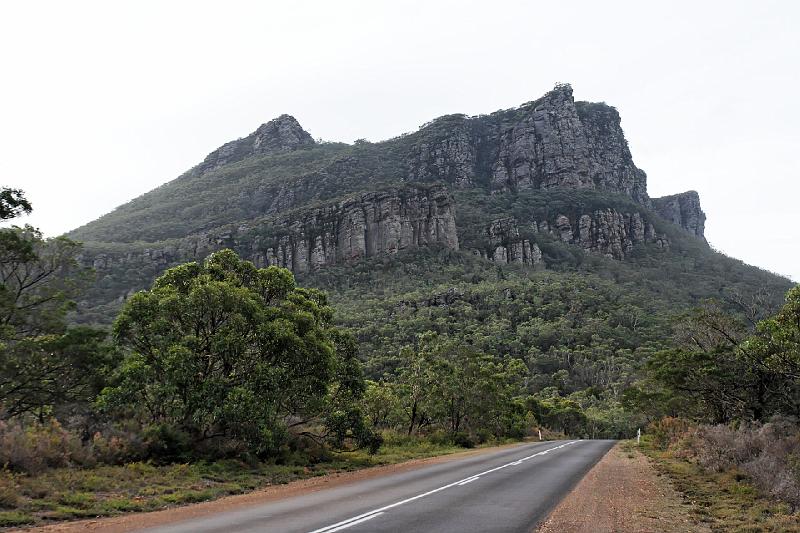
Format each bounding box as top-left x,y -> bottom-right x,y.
0,473 -> 19,509
452,432 -> 475,448
140,424 -> 192,464
0,511 -> 35,527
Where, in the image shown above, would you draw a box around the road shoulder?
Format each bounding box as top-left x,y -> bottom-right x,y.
536,441 -> 707,533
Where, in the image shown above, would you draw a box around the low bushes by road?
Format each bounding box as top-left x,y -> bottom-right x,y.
641,416 -> 800,531
0,430 -> 498,529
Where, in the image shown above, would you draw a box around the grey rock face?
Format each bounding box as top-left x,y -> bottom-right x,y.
488,85 -> 649,203
80,185 -> 459,290
533,209 -> 669,260
491,85 -> 595,193
251,185 -> 459,272
652,191 -> 706,239
576,102 -> 649,203
472,217 -> 542,267
407,117 -> 476,188
194,114 -> 315,175
469,207 -> 667,265
405,85 -> 651,205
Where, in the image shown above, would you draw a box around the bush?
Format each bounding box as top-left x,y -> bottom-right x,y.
647,417 -> 691,451
0,419 -> 154,474
0,419 -> 92,473
0,473 -> 19,508
475,429 -> 494,445
680,418 -> 800,509
452,432 -> 475,448
380,430 -> 427,448
142,424 -> 192,464
90,427 -> 147,465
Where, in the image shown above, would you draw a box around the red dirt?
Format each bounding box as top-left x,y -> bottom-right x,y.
536,443 -> 707,533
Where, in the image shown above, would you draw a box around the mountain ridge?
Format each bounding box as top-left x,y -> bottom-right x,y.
69,84 -> 702,243
68,84 -> 788,328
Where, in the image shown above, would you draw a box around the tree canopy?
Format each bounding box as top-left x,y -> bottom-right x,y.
100,249 -> 376,457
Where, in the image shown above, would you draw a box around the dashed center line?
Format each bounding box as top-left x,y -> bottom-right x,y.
307,441 -> 578,533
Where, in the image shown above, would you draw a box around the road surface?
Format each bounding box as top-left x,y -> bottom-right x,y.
142,439 -> 615,533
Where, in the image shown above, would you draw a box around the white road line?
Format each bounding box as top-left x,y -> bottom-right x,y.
456,476 -> 480,486
324,512 -> 384,532
307,441 -> 578,533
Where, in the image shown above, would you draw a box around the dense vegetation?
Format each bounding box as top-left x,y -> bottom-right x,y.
1,89 -> 798,525
301,219 -> 791,439
0,194 -> 531,471
623,279 -> 800,515
101,250 -> 382,459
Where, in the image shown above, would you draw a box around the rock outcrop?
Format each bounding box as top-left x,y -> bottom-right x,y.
652,191 -> 706,239
490,85 -> 596,193
533,209 -> 669,260
405,85 -> 649,203
407,116 -> 476,188
250,185 -> 459,272
69,84 -> 715,320
82,185 -> 459,282
194,114 -> 315,175
575,101 -> 649,203
472,217 -> 542,266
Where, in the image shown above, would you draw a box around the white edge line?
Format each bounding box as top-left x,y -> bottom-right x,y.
325,512 -> 384,532
307,441 -> 578,533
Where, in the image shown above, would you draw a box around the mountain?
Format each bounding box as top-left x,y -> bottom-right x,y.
70,83 -> 791,386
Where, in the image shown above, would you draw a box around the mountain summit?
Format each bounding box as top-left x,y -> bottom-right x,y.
193,114 -> 315,176
69,84 -> 786,325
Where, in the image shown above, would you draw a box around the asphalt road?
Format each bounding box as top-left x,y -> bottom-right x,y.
142,439 -> 615,533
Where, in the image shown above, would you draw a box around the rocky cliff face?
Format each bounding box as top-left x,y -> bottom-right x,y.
575,101 -> 649,203
537,209 -> 669,259
71,84 -> 715,319
652,191 -> 706,239
472,217 -> 543,266
464,208 -> 669,262
193,114 -> 315,175
405,85 -> 649,203
249,185 -> 458,272
83,185 -> 458,280
407,117 -> 476,188
490,85 -> 597,193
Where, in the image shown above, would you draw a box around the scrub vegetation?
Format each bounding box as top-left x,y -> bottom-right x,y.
1,124 -> 797,531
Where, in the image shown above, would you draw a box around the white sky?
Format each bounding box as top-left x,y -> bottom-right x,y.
1,0 -> 797,282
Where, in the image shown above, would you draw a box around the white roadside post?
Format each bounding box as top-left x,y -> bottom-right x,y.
538,428 -> 542,441
637,428 -> 641,445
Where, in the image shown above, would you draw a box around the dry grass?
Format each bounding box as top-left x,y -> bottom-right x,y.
641,437 -> 800,532
0,435 -> 468,529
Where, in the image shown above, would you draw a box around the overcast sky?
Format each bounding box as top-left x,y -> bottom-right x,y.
2,0 -> 797,281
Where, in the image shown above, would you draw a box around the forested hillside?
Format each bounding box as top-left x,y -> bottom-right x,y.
1,85 -> 797,527
66,86 -> 791,424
